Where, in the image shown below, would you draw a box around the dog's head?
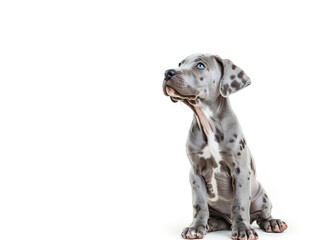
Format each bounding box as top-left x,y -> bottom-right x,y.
163,53 -> 251,105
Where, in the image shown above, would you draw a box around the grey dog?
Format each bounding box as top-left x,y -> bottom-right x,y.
162,54 -> 287,240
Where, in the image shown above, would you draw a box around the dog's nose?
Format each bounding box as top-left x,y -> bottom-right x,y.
164,69 -> 176,80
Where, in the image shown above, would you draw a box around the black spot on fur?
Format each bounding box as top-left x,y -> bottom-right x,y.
232,64 -> 236,70
237,152 -> 241,156
229,139 -> 235,143
193,204 -> 201,218
221,84 -> 229,96
233,134 -> 237,138
230,75 -> 235,80
248,177 -> 250,180
231,80 -> 241,90
239,139 -> 246,151
200,77 -> 203,81
263,197 -> 267,203
239,183 -> 242,187
241,207 -> 245,211
236,167 -> 240,174
238,71 -> 244,79
264,193 -> 268,198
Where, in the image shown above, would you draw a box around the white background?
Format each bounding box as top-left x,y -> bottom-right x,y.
1,0 -> 328,239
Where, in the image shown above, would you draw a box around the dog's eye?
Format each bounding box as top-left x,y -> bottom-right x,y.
196,63 -> 205,70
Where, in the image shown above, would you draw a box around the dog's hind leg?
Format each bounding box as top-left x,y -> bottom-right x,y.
250,190 -> 288,233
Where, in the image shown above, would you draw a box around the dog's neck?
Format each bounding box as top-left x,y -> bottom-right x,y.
192,95 -> 232,139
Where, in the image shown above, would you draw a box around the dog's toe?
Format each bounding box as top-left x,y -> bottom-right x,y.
260,219 -> 287,233
181,225 -> 206,239
231,223 -> 258,240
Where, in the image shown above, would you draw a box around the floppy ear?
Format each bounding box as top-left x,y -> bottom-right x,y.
216,58 -> 251,97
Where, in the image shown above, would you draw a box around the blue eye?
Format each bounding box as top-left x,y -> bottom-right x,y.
196,63 -> 205,70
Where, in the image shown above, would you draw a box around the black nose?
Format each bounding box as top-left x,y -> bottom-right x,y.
164,69 -> 176,80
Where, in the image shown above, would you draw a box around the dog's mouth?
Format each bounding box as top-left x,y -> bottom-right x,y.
164,86 -> 198,104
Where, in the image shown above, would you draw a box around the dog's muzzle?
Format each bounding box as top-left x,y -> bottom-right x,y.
163,69 -> 198,103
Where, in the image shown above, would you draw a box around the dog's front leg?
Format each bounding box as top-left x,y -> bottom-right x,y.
231,167 -> 258,240
181,168 -> 209,239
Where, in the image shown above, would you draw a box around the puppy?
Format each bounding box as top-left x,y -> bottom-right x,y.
163,54 -> 287,240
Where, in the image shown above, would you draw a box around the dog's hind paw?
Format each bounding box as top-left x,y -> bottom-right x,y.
259,219 -> 288,233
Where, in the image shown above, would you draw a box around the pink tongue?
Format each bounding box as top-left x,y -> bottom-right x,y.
166,87 -> 182,98
194,106 -> 213,136
166,87 -> 175,96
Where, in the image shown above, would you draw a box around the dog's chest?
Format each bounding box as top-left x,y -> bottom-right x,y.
199,133 -> 221,162
191,105 -> 233,202
197,134 -> 227,202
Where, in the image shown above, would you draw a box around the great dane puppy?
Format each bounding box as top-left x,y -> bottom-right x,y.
162,54 -> 287,240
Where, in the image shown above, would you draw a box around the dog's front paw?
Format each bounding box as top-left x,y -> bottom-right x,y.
181,224 -> 206,239
231,222 -> 258,240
